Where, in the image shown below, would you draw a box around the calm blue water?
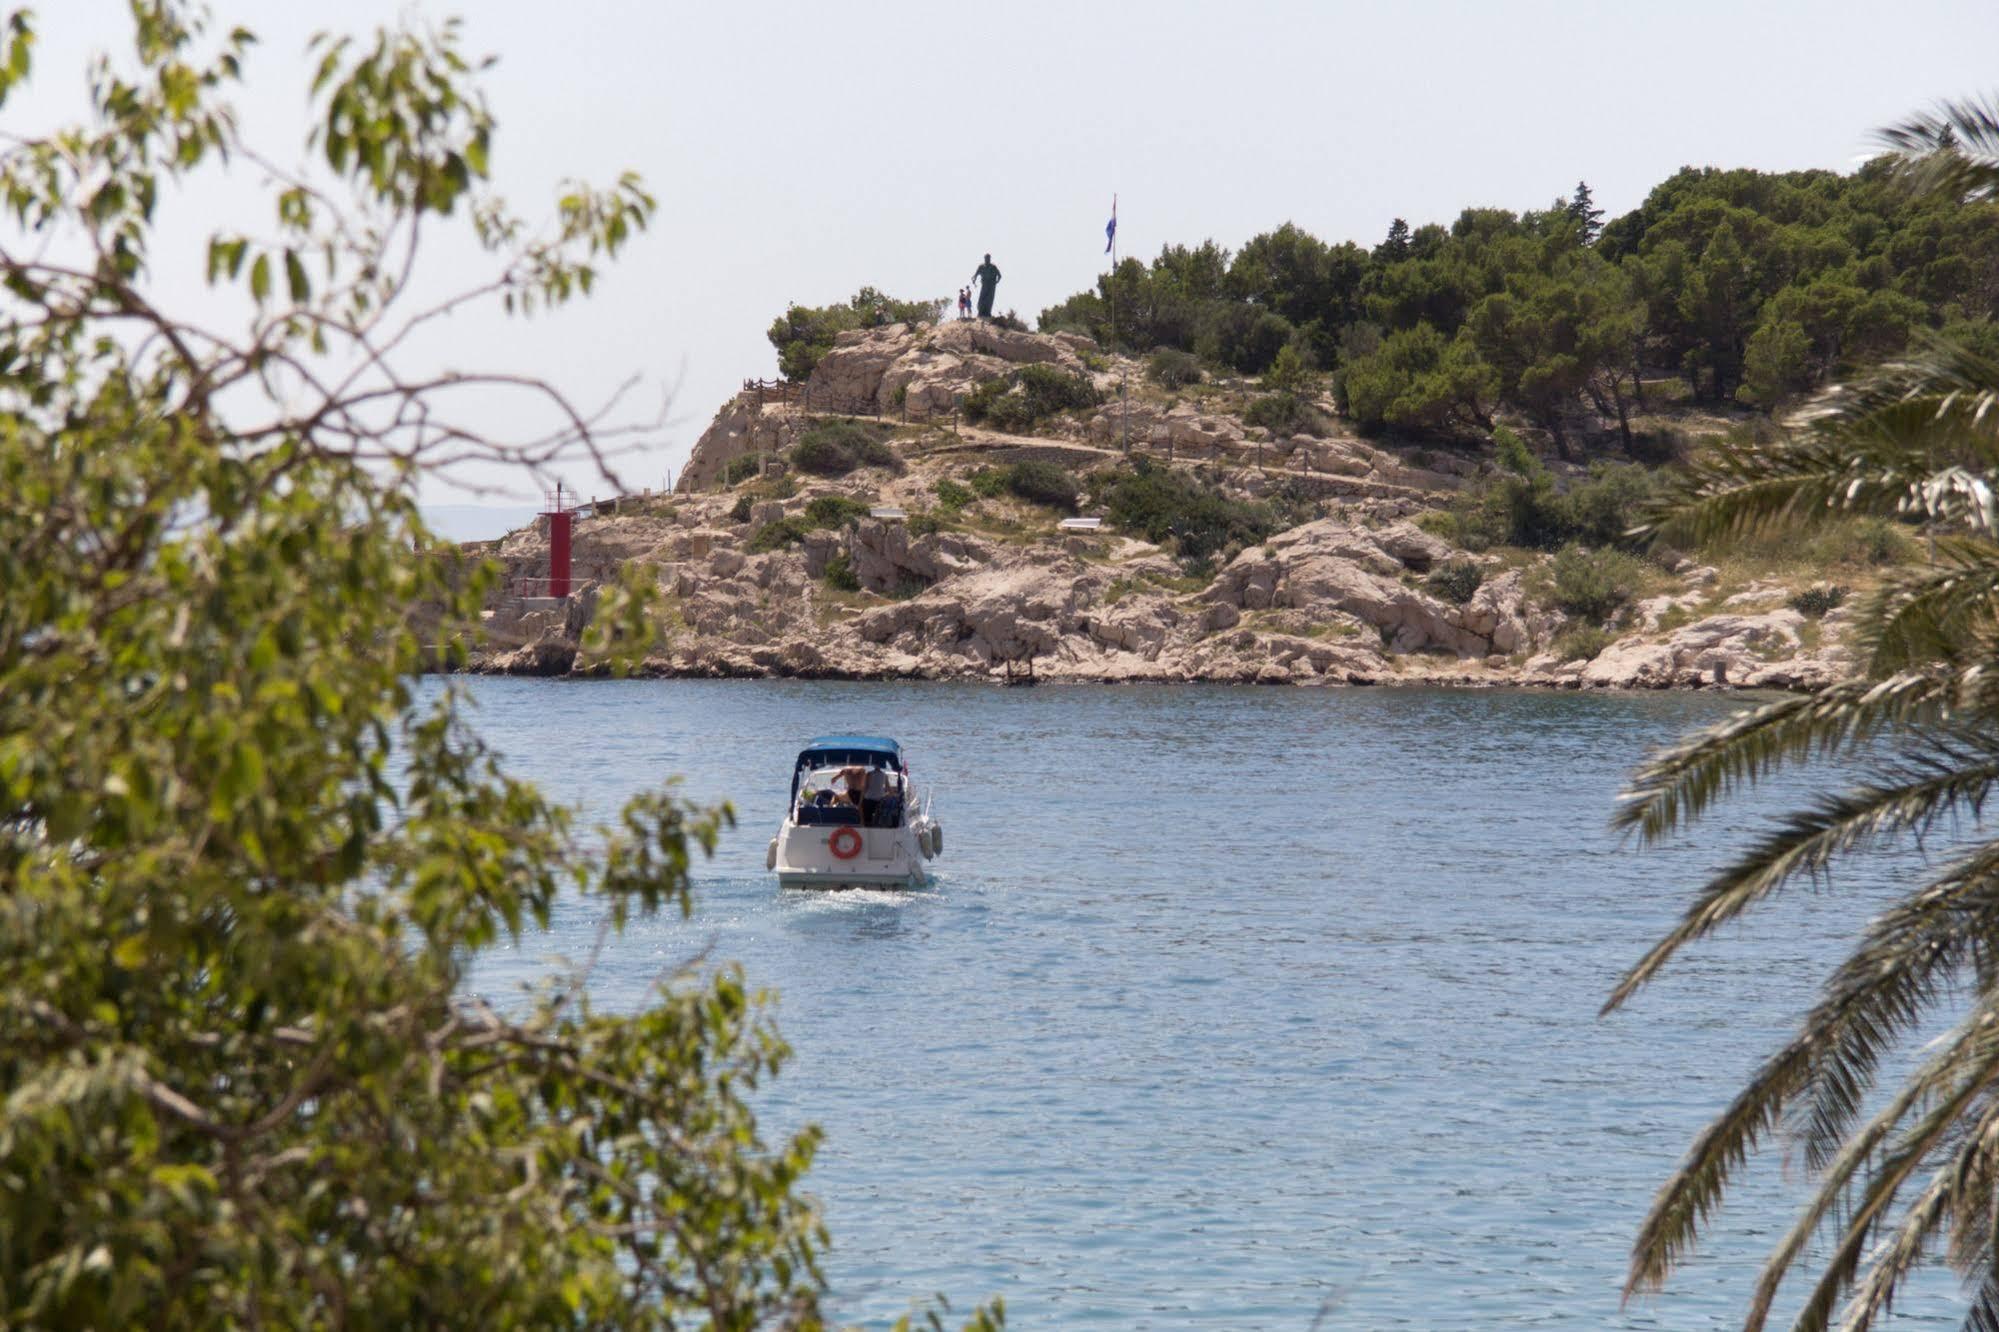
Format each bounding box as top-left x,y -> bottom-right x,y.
435,678 -> 1962,1328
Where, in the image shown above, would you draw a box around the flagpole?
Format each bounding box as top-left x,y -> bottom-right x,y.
1109,196 -> 1129,455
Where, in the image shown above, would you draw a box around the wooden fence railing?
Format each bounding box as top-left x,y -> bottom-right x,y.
742,378 -> 804,406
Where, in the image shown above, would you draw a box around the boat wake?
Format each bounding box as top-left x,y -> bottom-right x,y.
786,885 -> 929,911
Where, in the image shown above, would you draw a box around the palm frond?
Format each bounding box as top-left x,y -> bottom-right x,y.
1746,1004 -> 1999,1331
1642,427 -> 1950,550
1614,674 -> 1952,845
1625,840 -> 1999,1300
1638,333 -> 1999,552
1875,95 -> 1999,203
1625,1049 -> 1804,1296
1966,1268 -> 1999,1332
1605,741 -> 1999,1013
1792,337 -> 1999,499
1834,1160 -> 1952,1332
1860,543 -> 1999,677
1796,836 -> 1999,1172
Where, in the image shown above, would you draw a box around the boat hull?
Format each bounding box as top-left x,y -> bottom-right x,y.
776,866 -> 927,891
770,819 -> 935,891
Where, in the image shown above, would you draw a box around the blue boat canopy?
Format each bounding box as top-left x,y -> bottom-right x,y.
791,736 -> 905,799
796,735 -> 903,766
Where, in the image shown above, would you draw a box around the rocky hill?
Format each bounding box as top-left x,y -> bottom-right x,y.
456,321 -> 1862,691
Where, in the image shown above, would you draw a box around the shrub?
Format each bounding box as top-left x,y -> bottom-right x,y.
1096,458 -> 1281,566
722,454 -> 763,486
907,510 -> 946,537
933,477 -> 974,510
1426,560 -> 1485,605
821,551 -> 860,592
1414,509 -> 1460,541
791,432 -> 858,477
856,436 -> 899,469
1262,342 -> 1315,393
804,494 -> 871,529
728,493 -> 753,523
765,285 -> 940,380
1242,392 -> 1331,438
1563,463 -> 1657,547
1002,459 -> 1079,511
790,420 -> 899,477
968,467 -> 1008,498
1550,544 -> 1648,623
1801,517 -> 1915,569
747,516 -> 811,552
1444,453 -> 1657,553
1554,623 -> 1614,661
1700,514 -> 1917,569
963,364 -> 1101,431
1147,348 -> 1204,389
1789,584 -> 1848,617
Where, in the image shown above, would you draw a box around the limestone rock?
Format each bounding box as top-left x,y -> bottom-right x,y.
676,394 -> 804,493
847,520 -> 988,592
810,320 -> 1088,418
1206,519 -> 1496,657
1581,609 -> 1811,688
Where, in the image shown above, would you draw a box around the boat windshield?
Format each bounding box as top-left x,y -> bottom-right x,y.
792,760 -> 909,828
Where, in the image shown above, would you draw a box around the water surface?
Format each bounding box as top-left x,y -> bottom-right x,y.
445,679 -> 1960,1328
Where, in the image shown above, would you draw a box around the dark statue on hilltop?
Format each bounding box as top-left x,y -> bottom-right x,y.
971,252 -> 1001,318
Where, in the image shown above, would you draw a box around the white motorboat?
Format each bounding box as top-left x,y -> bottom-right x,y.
767,735 -> 941,890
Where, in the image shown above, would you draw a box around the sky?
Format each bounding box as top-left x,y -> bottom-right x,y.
18,1 -> 1999,529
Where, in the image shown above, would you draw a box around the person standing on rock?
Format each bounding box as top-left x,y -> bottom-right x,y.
971,253 -> 1001,319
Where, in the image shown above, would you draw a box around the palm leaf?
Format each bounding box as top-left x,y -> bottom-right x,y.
1859,545 -> 1999,676
1748,1002 -> 1999,1331
1834,1157 -> 1953,1332
1795,835 -> 1999,1171
1606,739 -> 1999,1013
1614,674 -> 1953,846
1876,95 -> 1999,203
1638,333 -> 1999,558
1618,92 -> 1999,1330
1623,840 -> 1999,1298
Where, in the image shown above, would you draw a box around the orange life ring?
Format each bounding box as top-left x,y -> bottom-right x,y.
828,826 -> 863,860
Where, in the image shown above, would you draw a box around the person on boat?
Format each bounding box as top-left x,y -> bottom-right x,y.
861,765 -> 892,827
836,765 -> 869,811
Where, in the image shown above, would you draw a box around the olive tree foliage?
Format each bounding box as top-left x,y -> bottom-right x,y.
0,7 -> 998,1329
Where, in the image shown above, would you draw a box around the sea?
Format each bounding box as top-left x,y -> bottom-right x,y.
438,677 -> 1965,1328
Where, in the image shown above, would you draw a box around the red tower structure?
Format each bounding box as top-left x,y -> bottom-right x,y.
542,484 -> 572,599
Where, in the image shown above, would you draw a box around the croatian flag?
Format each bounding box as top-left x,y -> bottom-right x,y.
1105,195 -> 1117,255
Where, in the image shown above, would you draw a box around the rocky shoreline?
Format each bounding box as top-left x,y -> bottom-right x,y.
447,322 -> 1856,696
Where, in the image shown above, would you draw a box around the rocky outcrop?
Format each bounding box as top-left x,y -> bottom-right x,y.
809,320 -> 1090,417
677,394 -> 804,493
478,329 -> 1862,693
847,520 -> 987,593
1205,519 -> 1514,657
1578,609 -> 1828,689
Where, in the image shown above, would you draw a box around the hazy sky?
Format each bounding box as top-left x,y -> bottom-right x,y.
21,1 -> 1999,509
